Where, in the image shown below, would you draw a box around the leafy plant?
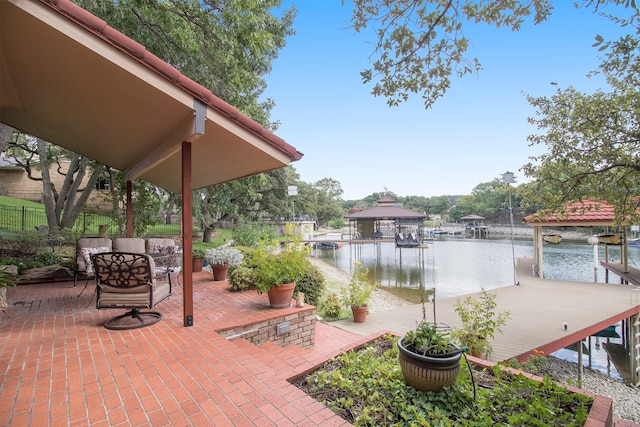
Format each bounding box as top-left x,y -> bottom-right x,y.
319,292 -> 342,319
402,322 -> 456,356
252,229 -> 310,294
293,335 -> 594,426
339,262 -> 376,308
0,251 -> 67,274
451,289 -> 510,358
192,248 -> 205,259
233,222 -> 278,247
204,247 -> 244,266
294,261 -> 326,307
0,268 -> 17,289
228,265 -> 254,292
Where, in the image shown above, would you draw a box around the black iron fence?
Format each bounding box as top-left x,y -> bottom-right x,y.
0,205 -> 180,236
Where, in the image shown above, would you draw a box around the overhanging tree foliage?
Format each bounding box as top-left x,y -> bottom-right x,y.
522,8 -> 640,224
346,0 -> 635,109
74,0 -> 296,128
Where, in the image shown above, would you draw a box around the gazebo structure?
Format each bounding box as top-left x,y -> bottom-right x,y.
0,0 -> 302,327
460,214 -> 488,238
344,196 -> 427,242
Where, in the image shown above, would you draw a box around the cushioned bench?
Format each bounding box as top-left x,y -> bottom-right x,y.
75,237 -> 180,291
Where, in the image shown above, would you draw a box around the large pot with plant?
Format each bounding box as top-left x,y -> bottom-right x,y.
192,248 -> 205,273
398,321 -> 463,393
340,262 -> 376,323
450,289 -> 510,359
252,232 -> 309,309
204,247 -> 244,281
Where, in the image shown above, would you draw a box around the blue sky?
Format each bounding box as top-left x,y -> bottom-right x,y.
263,1 -> 629,200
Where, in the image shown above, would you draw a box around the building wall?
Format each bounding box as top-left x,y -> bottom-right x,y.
0,163 -> 110,209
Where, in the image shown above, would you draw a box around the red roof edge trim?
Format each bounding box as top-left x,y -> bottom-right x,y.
40,0 -> 303,162
143,54 -> 182,83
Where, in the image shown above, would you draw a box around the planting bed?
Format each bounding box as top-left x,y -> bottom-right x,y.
292,334 -> 603,426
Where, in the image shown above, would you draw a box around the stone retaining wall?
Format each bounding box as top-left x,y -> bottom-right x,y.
217,306 -> 317,349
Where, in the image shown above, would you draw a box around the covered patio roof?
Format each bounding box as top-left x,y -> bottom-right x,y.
1,0 -> 302,193
0,0 -> 302,326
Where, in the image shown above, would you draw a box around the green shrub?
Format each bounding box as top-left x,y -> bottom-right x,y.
328,218 -> 345,229
228,265 -> 255,292
233,222 -> 278,248
234,246 -> 256,267
295,261 -> 325,306
34,251 -> 63,266
0,251 -> 65,274
319,292 -> 342,319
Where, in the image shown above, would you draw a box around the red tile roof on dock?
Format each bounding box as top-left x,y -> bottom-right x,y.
525,199 -> 615,226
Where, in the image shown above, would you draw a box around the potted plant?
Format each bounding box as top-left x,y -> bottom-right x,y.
340,262 -> 376,322
0,266 -> 17,314
192,248 -> 205,273
252,237 -> 309,308
397,321 -> 463,392
450,289 -> 510,359
204,247 -> 244,281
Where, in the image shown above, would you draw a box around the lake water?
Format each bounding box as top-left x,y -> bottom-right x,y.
314,236 -> 639,381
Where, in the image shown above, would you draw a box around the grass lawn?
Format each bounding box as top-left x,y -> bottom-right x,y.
0,195 -> 45,208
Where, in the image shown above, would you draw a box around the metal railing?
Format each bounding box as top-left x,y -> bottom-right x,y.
0,205 -> 180,236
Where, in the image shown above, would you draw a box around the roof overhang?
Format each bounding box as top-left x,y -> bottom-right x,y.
0,0 -> 302,193
524,200 -> 617,228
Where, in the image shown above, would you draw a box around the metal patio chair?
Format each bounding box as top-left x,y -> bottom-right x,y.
91,252 -> 171,330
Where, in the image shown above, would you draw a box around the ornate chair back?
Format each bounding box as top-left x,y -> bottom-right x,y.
91,252 -> 171,329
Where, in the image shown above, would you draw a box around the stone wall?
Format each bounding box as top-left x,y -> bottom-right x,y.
217,307 -> 316,349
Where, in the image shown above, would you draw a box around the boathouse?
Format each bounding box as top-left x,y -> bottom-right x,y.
525,199 -> 640,386
344,196 -> 427,242
524,200 -> 632,280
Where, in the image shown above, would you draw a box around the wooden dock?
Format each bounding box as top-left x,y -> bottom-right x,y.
330,257 -> 640,366
601,261 -> 640,286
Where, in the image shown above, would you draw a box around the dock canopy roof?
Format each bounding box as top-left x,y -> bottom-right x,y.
345,206 -> 427,220
524,200 -> 616,227
0,0 -> 302,194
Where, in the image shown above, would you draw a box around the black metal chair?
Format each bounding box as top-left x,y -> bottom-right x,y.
91,252 -> 171,330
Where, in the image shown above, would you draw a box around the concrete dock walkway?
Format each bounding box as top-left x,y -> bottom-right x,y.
330,257 -> 640,364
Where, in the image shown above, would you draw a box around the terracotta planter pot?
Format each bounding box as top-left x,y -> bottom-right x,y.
397,336 -> 462,393
351,305 -> 368,323
211,264 -> 229,281
192,258 -> 204,273
267,282 -> 295,308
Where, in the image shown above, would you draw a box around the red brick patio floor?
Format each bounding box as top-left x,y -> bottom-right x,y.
0,272 -> 372,426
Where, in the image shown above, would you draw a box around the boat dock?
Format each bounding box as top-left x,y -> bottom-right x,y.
601,261 -> 640,287
330,257 -> 640,384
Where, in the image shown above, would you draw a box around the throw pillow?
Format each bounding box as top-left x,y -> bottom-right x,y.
81,246 -> 110,275
153,244 -> 179,254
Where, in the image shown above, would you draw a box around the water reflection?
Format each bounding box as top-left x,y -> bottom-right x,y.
316,237 -> 640,299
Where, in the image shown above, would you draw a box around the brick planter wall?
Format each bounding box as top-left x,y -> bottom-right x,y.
217,306 -> 316,349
